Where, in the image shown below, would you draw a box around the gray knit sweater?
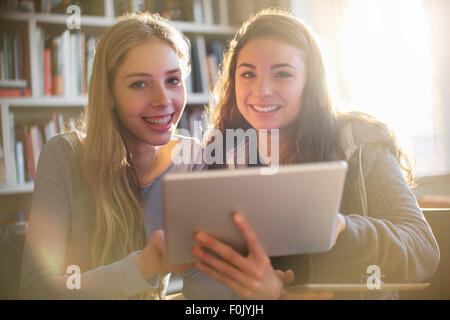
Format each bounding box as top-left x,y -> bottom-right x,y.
19,131 -> 203,299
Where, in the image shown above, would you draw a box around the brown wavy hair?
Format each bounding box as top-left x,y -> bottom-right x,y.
208,8 -> 414,185
209,8 -> 340,164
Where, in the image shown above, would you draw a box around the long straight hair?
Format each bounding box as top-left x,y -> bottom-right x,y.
80,13 -> 190,270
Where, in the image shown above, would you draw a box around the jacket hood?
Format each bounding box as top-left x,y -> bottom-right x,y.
337,112 -> 396,161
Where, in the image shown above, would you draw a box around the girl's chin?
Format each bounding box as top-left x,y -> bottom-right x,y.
132,131 -> 174,148
147,133 -> 174,146
252,125 -> 281,132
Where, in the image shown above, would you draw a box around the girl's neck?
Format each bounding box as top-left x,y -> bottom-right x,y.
129,145 -> 159,186
126,137 -> 179,187
121,131 -> 160,185
257,128 -> 293,165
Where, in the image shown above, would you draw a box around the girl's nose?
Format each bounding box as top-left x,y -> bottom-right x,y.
255,75 -> 273,98
151,82 -> 170,108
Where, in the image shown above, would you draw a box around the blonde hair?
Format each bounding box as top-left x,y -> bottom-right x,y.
79,13 -> 190,283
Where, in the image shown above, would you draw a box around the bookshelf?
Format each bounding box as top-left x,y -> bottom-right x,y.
0,0 -> 292,214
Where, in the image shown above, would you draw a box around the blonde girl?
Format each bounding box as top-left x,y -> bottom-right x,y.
20,12 -> 202,299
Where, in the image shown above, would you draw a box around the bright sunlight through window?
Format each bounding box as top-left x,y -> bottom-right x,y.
338,0 -> 440,175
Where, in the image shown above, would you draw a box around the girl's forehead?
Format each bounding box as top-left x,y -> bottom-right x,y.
237,37 -> 306,65
117,40 -> 181,74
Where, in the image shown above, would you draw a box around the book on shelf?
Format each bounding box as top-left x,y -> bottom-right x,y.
85,36 -> 96,90
39,0 -> 52,13
39,0 -> 72,13
50,32 -> 63,95
35,25 -> 45,96
15,141 -> 25,184
201,0 -> 213,24
0,0 -> 35,13
114,0 -> 148,17
192,0 -> 204,23
61,30 -> 72,97
190,38 -> 202,93
37,27 -> 90,97
211,0 -> 222,25
190,36 -> 210,93
0,137 -> 5,184
0,88 -> 31,97
21,125 -> 35,182
69,31 -> 85,96
12,112 -> 76,183
9,112 -> 15,156
0,79 -> 27,88
44,47 -> 52,95
205,40 -> 224,88
37,0 -> 99,15
113,0 -> 201,22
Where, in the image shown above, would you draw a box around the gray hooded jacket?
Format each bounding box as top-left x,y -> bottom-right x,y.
183,115 -> 440,299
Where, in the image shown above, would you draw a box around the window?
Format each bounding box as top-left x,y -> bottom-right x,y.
294,0 -> 450,176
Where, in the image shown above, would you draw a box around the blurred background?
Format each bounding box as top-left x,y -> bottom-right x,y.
0,0 -> 449,299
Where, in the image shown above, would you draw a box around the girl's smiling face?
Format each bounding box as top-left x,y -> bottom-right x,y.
113,38 -> 186,149
235,37 -> 307,134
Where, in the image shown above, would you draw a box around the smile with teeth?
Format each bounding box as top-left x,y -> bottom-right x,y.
251,105 -> 281,113
143,113 -> 173,126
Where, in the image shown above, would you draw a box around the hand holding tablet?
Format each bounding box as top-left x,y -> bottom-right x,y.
192,211 -> 285,300
162,161 -> 348,264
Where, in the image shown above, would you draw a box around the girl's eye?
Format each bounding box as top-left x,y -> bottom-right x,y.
129,81 -> 147,89
167,76 -> 182,86
275,71 -> 293,79
240,71 -> 256,79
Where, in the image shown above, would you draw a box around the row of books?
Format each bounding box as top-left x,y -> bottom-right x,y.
2,31 -> 222,99
10,112 -> 76,184
0,0 -> 35,13
1,0 -> 223,24
0,31 -> 30,97
188,38 -> 224,94
0,0 -> 99,15
35,27 -> 96,97
1,0 -> 291,23
114,0 -> 223,24
0,86 -> 31,97
0,32 -> 26,81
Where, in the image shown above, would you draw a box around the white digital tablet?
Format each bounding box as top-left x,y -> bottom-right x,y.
162,161 -> 348,264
